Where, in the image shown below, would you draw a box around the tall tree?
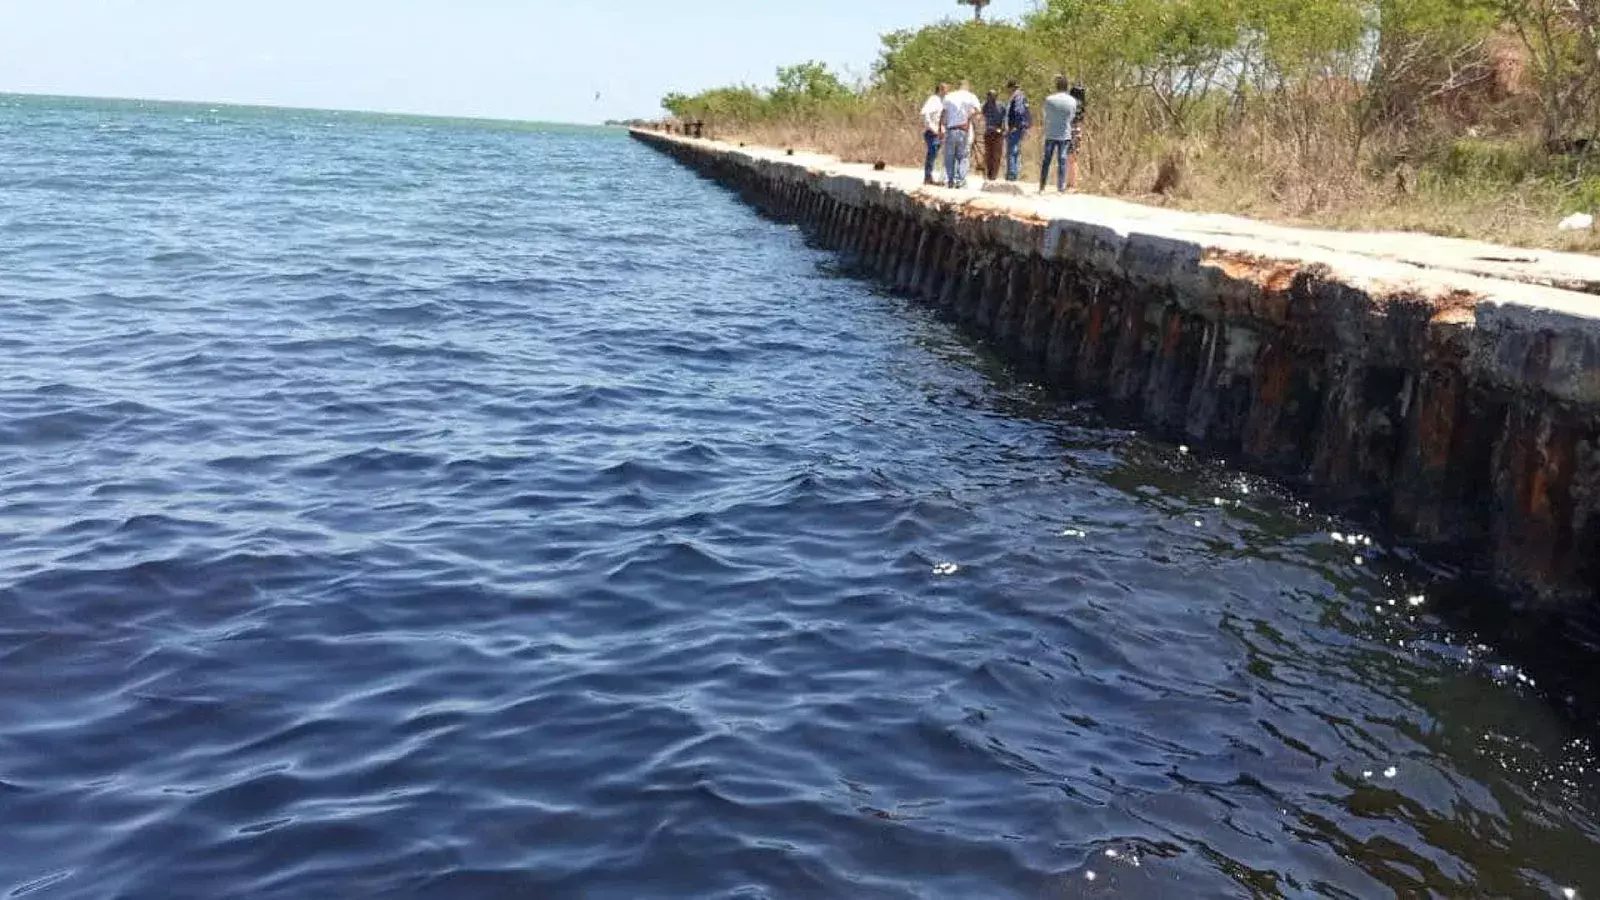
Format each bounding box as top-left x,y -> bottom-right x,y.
959,0 -> 992,22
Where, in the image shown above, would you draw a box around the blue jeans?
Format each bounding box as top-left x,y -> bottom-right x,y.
1005,129 -> 1026,181
1041,138 -> 1072,191
923,130 -> 943,183
944,128 -> 972,188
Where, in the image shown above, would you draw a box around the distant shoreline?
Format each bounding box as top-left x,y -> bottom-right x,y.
0,90 -> 611,129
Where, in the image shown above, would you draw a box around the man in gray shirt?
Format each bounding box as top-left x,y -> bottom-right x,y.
1040,75 -> 1079,193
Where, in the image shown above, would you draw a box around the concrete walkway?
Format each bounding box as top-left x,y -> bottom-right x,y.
732,141 -> 1600,299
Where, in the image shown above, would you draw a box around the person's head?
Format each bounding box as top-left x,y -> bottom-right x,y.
960,79 -> 972,92
937,82 -> 949,97
986,90 -> 998,102
1006,80 -> 1019,92
1055,75 -> 1071,93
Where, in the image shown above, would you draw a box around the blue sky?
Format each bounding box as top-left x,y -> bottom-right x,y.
0,0 -> 1032,123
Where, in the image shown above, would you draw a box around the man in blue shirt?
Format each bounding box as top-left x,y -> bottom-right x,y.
1040,75 -> 1079,193
1003,80 -> 1030,182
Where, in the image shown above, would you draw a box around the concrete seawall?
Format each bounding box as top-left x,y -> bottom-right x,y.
631,129 -> 1600,608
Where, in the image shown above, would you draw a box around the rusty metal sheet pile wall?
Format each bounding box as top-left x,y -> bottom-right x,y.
631,129 -> 1600,607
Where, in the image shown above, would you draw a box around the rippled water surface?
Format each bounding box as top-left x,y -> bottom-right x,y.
4,95 -> 1600,899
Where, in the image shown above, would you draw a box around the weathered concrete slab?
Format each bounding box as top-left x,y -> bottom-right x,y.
710,138 -> 1600,297
631,129 -> 1600,607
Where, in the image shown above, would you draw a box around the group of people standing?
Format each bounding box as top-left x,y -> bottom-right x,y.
919,76 -> 1081,193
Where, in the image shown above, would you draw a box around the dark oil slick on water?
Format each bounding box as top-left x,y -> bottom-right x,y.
1,94 -> 1598,899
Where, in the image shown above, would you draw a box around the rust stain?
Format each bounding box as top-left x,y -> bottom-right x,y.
1526,453 -> 1550,519
1429,289 -> 1482,325
1085,300 -> 1105,350
1201,249 -> 1300,322
1203,249 -> 1298,291
1537,426 -> 1574,521
1264,268 -> 1295,295
1419,378 -> 1457,470
1161,312 -> 1185,357
1256,347 -> 1291,407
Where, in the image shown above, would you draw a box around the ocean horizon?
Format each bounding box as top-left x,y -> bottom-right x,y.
0,90 -> 618,130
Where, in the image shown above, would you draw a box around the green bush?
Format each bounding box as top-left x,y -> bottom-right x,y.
1425,139 -> 1542,185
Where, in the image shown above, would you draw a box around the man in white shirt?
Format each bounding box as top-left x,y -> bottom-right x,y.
919,83 -> 948,186
941,80 -> 982,189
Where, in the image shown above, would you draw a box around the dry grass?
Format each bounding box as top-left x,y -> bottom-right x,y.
710,100 -> 1600,255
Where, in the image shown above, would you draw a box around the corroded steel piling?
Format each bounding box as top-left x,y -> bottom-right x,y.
631,129 -> 1600,608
